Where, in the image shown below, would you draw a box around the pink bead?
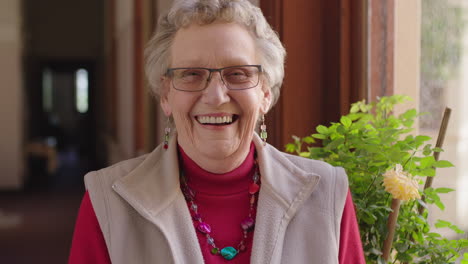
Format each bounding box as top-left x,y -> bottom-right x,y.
192,213 -> 201,221
182,187 -> 195,200
197,222 -> 211,234
249,183 -> 260,194
260,124 -> 266,130
239,244 -> 246,252
241,217 -> 255,230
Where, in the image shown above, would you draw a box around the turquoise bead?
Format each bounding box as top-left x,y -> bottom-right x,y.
220,247 -> 238,260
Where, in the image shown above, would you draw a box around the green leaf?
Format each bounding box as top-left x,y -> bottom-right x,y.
433,147 -> 444,153
285,143 -> 296,153
312,133 -> 327,139
435,219 -> 451,228
463,252 -> 468,262
395,242 -> 409,253
316,125 -> 329,134
415,135 -> 432,142
324,137 -> 345,151
400,108 -> 418,119
336,125 -> 346,134
350,104 -> 360,113
423,144 -> 433,156
434,200 -> 445,211
340,116 -> 352,128
308,147 -> 323,157
361,210 -> 377,225
302,136 -> 315,144
433,160 -> 454,168
396,251 -> 412,262
435,187 -> 455,193
420,156 -> 436,169
449,224 -> 465,234
420,168 -> 436,177
347,113 -> 361,121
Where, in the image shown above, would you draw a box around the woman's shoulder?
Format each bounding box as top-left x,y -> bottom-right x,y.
284,151 -> 347,185
83,143 -> 169,199
266,145 -> 347,183
85,154 -> 149,187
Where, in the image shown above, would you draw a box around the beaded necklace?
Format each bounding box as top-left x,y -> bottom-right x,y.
180,156 -> 261,261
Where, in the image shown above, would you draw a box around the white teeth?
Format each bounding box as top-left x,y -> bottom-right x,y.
197,115 -> 234,124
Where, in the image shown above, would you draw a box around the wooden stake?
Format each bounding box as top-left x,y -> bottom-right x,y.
382,198 -> 401,262
418,107 -> 452,215
401,108 -> 452,264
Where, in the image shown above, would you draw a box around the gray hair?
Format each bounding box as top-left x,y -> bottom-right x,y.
144,0 -> 286,110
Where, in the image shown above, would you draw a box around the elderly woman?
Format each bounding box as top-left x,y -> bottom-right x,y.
69,0 -> 365,263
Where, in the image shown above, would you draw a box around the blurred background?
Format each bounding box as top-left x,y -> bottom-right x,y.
0,0 -> 467,263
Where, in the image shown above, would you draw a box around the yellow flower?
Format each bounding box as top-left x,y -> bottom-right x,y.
383,164 -> 421,201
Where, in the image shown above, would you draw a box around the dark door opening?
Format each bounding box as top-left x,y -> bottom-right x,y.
26,60 -> 97,191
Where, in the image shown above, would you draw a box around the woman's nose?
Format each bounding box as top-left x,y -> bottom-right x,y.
201,72 -> 230,106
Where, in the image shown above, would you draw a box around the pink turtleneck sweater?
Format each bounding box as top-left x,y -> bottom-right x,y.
69,144 -> 365,263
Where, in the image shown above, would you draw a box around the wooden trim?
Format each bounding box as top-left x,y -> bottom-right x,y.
340,0 -> 367,114
144,0 -> 157,151
322,0 -> 340,124
369,0 -> 394,100
340,0 -> 352,115
134,0 -> 145,153
260,0 -> 283,149
108,0 -> 117,140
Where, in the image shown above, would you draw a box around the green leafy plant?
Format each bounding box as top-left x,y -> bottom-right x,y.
286,95 -> 468,263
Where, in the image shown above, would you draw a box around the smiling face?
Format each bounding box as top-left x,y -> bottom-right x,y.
160,22 -> 271,173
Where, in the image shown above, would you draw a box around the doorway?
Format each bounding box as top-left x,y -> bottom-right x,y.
25,60 -> 97,191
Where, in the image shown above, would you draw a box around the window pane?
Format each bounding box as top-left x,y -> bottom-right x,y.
75,68 -> 88,113
420,0 -> 468,233
42,68 -> 53,112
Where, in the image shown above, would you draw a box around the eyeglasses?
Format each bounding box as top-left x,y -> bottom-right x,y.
165,65 -> 262,92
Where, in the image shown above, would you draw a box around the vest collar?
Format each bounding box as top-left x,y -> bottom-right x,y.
112,132 -> 321,263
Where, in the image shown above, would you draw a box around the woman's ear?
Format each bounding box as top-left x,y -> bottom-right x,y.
260,83 -> 272,114
160,77 -> 172,116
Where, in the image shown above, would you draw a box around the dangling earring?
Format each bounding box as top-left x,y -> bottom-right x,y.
163,118 -> 171,150
260,115 -> 267,145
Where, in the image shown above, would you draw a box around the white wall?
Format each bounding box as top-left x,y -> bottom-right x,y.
0,0 -> 23,189
393,0 -> 421,118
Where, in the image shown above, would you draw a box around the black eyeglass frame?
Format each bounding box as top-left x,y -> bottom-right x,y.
165,64 -> 263,92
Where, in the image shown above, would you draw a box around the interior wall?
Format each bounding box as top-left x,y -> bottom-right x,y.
0,0 -> 23,189
393,0 -> 421,116
106,0 -> 135,164
23,0 -> 103,59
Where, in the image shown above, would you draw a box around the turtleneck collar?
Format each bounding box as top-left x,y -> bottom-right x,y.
178,143 -> 256,196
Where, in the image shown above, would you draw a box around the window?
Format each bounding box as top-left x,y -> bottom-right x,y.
42,68 -> 53,112
420,0 -> 468,233
75,68 -> 89,113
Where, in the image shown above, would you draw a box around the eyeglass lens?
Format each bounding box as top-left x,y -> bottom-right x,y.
170,66 -> 260,91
